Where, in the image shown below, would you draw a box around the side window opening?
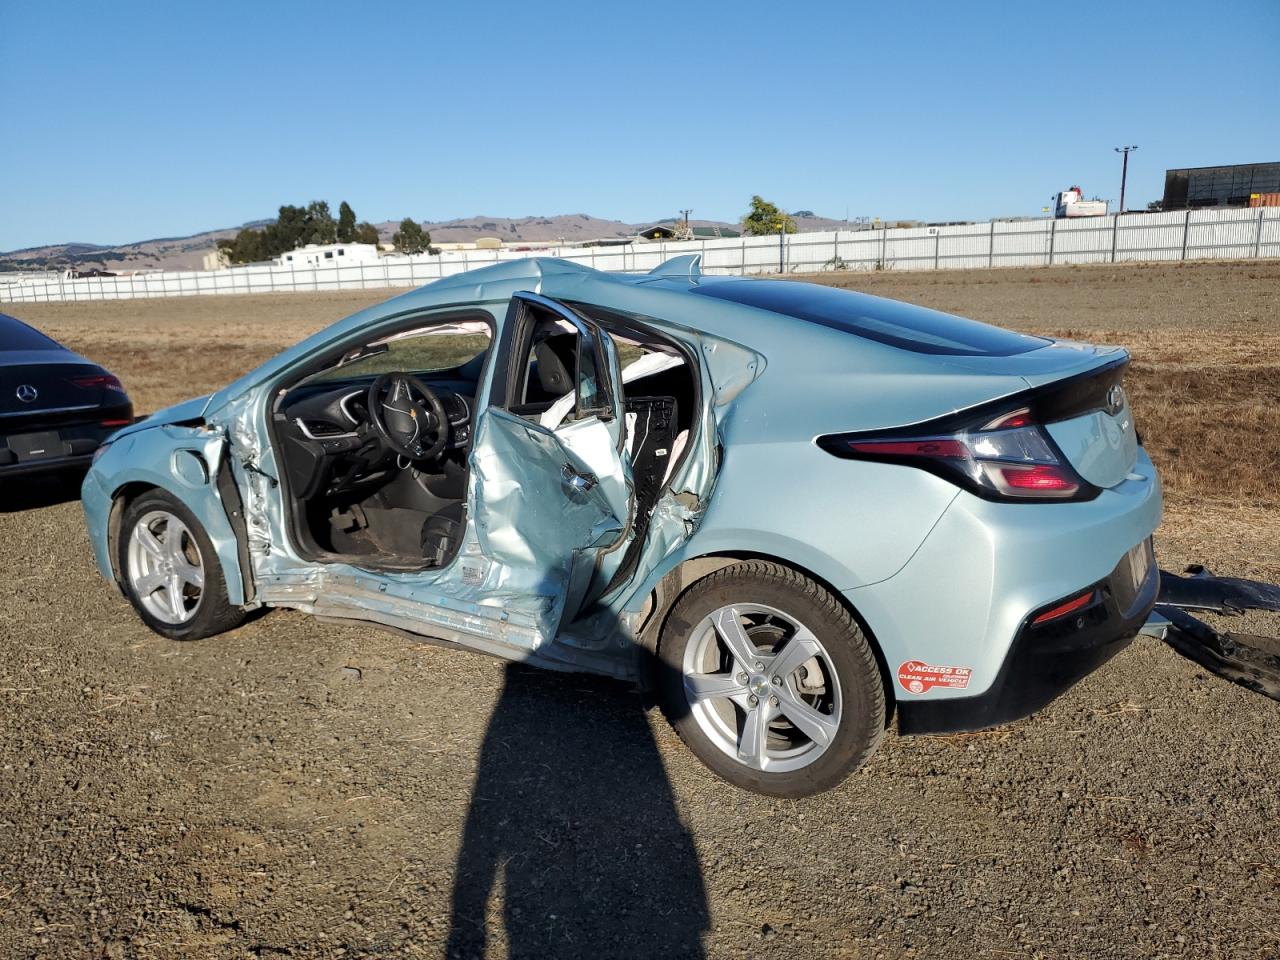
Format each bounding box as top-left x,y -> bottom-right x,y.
574,328 -> 609,420
270,310 -> 493,571
560,305 -> 698,477
505,303 -> 612,426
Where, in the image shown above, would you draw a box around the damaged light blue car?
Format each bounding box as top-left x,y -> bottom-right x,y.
81,256 -> 1162,797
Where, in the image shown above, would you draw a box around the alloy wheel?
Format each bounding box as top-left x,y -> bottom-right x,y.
682,603 -> 842,773
125,510 -> 205,625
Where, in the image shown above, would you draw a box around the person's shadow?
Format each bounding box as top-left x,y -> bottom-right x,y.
446,659 -> 709,959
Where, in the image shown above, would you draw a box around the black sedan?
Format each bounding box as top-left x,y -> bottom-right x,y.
0,312 -> 134,479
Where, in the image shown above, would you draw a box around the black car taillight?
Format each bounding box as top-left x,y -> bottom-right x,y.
70,372 -> 127,394
818,405 -> 1099,503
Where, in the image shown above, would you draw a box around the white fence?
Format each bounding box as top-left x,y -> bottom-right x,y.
3,206 -> 1278,304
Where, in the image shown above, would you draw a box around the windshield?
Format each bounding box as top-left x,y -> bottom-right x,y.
690,280 -> 1047,356
308,320 -> 491,383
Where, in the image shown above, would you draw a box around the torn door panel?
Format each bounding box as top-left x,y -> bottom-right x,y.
596,328 -> 755,616
468,407 -> 624,633
254,410 -> 626,657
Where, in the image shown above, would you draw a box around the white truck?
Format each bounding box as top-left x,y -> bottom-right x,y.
1054,186 -> 1109,218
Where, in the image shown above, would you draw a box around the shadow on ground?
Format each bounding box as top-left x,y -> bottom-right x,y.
0,469 -> 85,513
446,663 -> 709,959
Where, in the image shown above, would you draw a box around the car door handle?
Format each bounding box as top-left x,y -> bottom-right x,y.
561,463 -> 598,494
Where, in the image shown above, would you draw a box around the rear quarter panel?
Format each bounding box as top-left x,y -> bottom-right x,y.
846,449 -> 1162,700
686,438 -> 960,591
678,315 -> 1021,592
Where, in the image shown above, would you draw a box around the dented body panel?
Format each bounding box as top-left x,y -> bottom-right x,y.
82,420 -> 247,603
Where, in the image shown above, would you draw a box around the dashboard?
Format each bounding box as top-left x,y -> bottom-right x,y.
276,375 -> 476,499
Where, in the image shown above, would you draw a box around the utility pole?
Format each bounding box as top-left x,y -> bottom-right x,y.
1114,145 -> 1138,214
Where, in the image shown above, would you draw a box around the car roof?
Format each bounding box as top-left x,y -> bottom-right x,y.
206,256 -> 1116,421
380,256 -> 1042,358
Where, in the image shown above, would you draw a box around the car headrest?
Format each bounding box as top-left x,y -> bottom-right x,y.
534,334 -> 576,395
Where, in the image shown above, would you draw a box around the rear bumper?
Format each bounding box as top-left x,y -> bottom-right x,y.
897,543 -> 1158,734
0,415 -> 133,479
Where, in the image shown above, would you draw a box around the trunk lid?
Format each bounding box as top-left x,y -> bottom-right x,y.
0,354 -> 106,420
942,340 -> 1139,489
1042,373 -> 1139,490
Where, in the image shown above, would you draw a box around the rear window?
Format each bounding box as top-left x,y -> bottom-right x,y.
690,280 -> 1047,356
0,313 -> 61,352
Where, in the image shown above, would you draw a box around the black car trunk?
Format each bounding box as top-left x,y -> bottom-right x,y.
0,316 -> 134,473
1,360 -> 135,437
0,360 -> 108,416
0,359 -> 133,469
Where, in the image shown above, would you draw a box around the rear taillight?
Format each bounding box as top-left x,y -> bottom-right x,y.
70,373 -> 126,393
992,464 -> 1078,495
819,405 -> 1095,502
981,407 -> 1033,430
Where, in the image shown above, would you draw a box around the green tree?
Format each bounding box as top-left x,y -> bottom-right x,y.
217,227 -> 268,264
266,204 -> 308,256
337,201 -> 357,243
304,200 -> 337,245
392,219 -> 431,254
213,200 -> 371,265
741,195 -> 796,236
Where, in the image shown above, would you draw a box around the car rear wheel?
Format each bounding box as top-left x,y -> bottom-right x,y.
657,561 -> 885,798
118,490 -> 245,641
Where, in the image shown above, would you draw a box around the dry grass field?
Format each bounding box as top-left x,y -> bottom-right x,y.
1,260 -> 1278,959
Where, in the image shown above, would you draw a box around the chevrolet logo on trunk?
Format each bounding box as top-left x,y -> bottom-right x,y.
15,384 -> 38,403
1105,384 -> 1125,416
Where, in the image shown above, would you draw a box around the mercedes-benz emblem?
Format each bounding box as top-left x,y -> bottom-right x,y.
1106,384 -> 1125,415
15,384 -> 38,404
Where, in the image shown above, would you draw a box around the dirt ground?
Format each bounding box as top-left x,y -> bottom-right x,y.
2,260 -> 1278,959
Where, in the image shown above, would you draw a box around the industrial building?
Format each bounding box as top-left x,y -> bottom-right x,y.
1161,162 -> 1280,210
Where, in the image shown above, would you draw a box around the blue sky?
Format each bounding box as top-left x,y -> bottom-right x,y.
2,0 -> 1277,250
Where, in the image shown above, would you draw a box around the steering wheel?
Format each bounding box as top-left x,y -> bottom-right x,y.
367,372 -> 450,461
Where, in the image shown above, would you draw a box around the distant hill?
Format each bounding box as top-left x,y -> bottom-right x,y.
376,214 -> 647,244
0,221 -> 275,273
1,210 -> 849,273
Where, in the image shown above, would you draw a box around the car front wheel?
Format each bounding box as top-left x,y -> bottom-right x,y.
657,561 -> 886,798
117,490 -> 246,641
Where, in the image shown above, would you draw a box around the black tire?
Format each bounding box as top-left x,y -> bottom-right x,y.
116,489 -> 246,641
657,560 -> 886,798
